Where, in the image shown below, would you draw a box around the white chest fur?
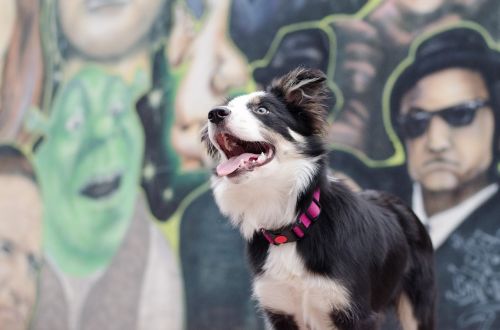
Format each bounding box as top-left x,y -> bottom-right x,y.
253,244 -> 351,330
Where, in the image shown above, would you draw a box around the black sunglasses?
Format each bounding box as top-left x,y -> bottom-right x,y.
397,99 -> 490,139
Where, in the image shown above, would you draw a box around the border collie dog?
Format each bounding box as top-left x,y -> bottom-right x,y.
202,68 -> 435,330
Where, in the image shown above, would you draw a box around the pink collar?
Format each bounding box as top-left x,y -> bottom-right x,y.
260,189 -> 321,245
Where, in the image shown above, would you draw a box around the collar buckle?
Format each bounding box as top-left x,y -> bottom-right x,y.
260,188 -> 321,245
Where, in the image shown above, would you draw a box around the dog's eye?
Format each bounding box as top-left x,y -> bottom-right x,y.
253,107 -> 269,115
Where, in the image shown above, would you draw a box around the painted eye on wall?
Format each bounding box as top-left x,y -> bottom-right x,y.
110,102 -> 125,116
253,107 -> 269,115
0,240 -> 13,256
65,112 -> 84,132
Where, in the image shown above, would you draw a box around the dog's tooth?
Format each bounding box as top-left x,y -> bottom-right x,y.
257,152 -> 266,162
224,136 -> 231,150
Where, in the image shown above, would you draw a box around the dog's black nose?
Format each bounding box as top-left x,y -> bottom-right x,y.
208,107 -> 231,124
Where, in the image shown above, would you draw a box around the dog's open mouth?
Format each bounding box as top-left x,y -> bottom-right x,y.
215,133 -> 275,177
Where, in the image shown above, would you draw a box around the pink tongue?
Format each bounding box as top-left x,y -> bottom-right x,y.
216,153 -> 259,176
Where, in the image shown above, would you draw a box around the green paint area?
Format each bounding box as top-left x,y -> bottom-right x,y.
33,67 -> 145,276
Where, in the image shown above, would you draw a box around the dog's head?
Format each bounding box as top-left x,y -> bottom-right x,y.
202,67 -> 330,184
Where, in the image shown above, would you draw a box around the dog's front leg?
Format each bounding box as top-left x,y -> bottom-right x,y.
254,277 -> 306,329
264,310 -> 300,330
331,309 -> 381,330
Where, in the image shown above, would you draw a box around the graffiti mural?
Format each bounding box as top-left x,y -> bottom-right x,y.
1,0 -> 500,329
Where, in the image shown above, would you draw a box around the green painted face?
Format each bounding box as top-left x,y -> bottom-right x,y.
34,67 -> 144,276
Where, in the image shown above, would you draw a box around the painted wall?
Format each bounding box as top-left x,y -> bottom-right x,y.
1,0 -> 500,329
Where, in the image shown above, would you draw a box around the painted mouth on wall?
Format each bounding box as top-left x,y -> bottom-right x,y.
79,172 -> 122,199
423,159 -> 460,171
86,0 -> 131,11
0,306 -> 24,327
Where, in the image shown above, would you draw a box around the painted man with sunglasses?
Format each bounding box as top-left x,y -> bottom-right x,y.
389,26 -> 500,329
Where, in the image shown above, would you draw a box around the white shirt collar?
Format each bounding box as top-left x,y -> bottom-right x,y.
412,182 -> 498,249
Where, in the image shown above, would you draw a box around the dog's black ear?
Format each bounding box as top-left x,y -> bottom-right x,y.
200,124 -> 218,159
270,67 -> 327,104
268,67 -> 329,134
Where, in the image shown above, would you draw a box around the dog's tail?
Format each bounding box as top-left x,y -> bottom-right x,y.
384,194 -> 436,330
360,190 -> 436,330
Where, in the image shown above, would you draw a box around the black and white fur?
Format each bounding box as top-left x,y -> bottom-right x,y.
202,68 -> 436,330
